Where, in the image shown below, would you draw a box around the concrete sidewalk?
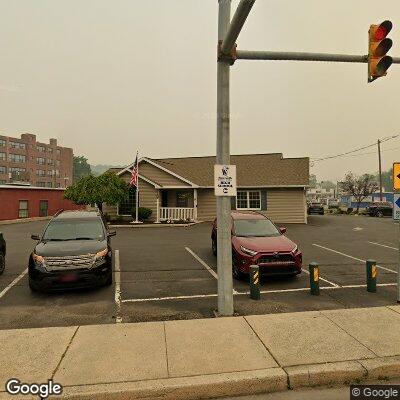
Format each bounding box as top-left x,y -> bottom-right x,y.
1,306 -> 400,399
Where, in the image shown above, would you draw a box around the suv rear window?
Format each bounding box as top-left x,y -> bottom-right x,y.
43,219 -> 105,241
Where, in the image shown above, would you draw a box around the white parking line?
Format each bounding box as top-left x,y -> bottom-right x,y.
185,247 -> 218,279
301,268 -> 340,287
185,247 -> 239,294
0,268 -> 28,300
368,241 -> 398,251
114,250 -> 122,323
121,283 -> 398,303
313,244 -> 397,274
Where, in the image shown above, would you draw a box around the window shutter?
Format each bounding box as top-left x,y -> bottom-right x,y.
231,196 -> 236,210
261,190 -> 267,210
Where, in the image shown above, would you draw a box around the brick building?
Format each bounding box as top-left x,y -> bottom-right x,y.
0,133 -> 73,188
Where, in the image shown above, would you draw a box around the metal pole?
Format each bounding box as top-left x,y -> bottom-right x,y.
217,0 -> 234,316
378,140 -> 383,201
221,0 -> 256,55
398,219 -> 400,303
135,154 -> 139,223
236,50 -> 368,63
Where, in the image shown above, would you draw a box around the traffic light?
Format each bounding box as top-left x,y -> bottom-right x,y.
368,20 -> 393,82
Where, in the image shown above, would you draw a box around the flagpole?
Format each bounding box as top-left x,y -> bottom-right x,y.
135,151 -> 139,223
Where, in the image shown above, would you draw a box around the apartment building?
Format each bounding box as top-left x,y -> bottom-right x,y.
0,133 -> 73,188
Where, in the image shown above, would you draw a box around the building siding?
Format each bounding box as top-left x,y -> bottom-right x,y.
0,187 -> 82,221
197,188 -> 306,224
197,189 -> 216,221
139,162 -> 191,187
263,188 -> 306,224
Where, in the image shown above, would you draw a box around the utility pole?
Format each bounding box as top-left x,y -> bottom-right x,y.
216,0 -> 233,316
215,1 -> 400,315
378,139 -> 383,201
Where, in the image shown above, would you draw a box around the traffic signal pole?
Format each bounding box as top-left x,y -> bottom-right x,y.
216,1 -> 400,315
378,139 -> 383,201
216,0 -> 233,316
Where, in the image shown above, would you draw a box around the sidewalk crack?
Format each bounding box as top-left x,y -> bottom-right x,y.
319,311 -> 379,358
243,317 -> 290,386
163,322 -> 170,377
51,326 -> 80,379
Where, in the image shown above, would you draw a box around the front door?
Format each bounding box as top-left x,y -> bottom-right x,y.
176,191 -> 189,208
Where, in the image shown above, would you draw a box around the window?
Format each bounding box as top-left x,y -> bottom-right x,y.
18,200 -> 28,218
9,153 -> 26,163
56,149 -> 61,157
36,157 -> 45,165
234,219 -> 280,237
0,166 -> 6,174
39,200 -> 48,217
36,145 -> 46,153
10,141 -> 26,150
36,170 -> 45,177
118,186 -> 136,215
47,159 -> 54,166
0,139 -> 5,147
236,190 -> 261,210
9,167 -> 26,174
0,180 -> 6,184
47,170 -> 54,176
46,182 -> 53,188
36,181 -> 46,187
176,191 -> 189,207
0,152 -> 6,161
47,147 -> 53,154
43,220 -> 104,241
55,169 -> 60,177
56,160 -> 60,166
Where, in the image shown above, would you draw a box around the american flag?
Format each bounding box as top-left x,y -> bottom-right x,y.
130,153 -> 138,187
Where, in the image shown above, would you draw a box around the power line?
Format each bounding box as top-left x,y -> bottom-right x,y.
310,134 -> 399,163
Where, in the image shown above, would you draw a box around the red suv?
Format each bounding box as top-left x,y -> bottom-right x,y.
211,211 -> 302,279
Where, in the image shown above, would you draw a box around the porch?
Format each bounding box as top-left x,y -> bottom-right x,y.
158,189 -> 197,222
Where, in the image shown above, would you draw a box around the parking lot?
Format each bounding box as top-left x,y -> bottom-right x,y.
0,214 -> 399,330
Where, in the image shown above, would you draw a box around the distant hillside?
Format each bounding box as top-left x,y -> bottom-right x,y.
90,164 -> 124,176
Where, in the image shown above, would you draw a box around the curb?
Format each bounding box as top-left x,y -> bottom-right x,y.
109,222 -> 203,228
58,368 -> 287,400
0,216 -> 51,226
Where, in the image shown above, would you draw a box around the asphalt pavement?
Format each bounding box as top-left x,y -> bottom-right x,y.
0,214 -> 399,330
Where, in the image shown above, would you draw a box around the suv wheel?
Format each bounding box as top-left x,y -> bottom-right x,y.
28,278 -> 39,292
376,211 -> 384,218
232,260 -> 247,281
0,253 -> 4,275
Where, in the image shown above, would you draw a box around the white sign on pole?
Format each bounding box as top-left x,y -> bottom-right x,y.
214,165 -> 237,196
394,193 -> 400,221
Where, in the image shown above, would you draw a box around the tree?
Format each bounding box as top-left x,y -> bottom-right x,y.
64,171 -> 129,212
341,172 -> 379,214
320,180 -> 336,190
309,174 -> 317,188
73,156 -> 92,182
375,168 -> 393,192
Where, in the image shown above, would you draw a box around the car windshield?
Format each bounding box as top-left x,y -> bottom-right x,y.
234,219 -> 280,237
42,219 -> 105,241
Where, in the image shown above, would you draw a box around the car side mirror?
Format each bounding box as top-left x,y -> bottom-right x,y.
31,234 -> 40,240
279,227 -> 287,234
107,230 -> 116,237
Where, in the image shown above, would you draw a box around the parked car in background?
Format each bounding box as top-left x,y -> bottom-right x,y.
211,211 -> 302,279
0,232 -> 5,275
307,202 -> 324,215
28,210 -> 116,292
366,202 -> 393,217
327,199 -> 339,209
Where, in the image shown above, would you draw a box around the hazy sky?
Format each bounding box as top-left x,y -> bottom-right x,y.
1,0 -> 400,182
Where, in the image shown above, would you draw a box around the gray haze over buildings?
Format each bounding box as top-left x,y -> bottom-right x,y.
1,0 -> 399,182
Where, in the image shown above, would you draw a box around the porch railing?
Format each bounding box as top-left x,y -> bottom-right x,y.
160,207 -> 195,221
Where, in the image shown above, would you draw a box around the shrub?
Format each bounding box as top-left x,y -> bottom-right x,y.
133,207 -> 152,221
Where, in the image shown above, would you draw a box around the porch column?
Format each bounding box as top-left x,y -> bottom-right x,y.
156,190 -> 160,223
194,188 -> 198,221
